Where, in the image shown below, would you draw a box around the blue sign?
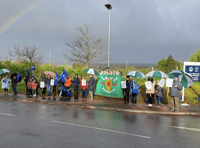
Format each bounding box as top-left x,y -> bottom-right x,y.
185,66 -> 200,82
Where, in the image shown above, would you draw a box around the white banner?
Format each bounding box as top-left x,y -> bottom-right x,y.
145,81 -> 152,90
82,79 -> 86,86
40,81 -> 45,88
121,81 -> 126,88
166,78 -> 173,87
50,79 -> 55,86
158,79 -> 165,87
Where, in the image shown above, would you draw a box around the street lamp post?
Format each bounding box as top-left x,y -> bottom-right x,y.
105,4 -> 112,70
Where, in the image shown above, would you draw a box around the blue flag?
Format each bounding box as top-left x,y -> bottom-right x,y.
16,71 -> 21,82
55,73 -> 58,85
59,69 -> 68,82
28,65 -> 35,73
60,85 -> 72,96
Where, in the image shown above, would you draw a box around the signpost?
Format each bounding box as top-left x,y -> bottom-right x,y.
182,62 -> 200,101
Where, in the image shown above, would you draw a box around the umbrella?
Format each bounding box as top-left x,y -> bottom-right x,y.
168,70 -> 194,88
83,68 -> 99,75
126,71 -> 146,79
10,73 -> 22,82
44,71 -> 55,77
0,69 -> 10,74
146,71 -> 168,78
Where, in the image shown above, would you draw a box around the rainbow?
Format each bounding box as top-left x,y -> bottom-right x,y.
0,1 -> 45,36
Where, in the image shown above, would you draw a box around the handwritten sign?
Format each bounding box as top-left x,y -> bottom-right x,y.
121,81 -> 126,88
145,81 -> 152,90
50,79 -> 55,86
166,78 -> 173,87
82,79 -> 86,86
40,81 -> 45,88
158,79 -> 165,87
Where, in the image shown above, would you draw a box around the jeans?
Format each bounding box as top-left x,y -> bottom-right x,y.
132,93 -> 137,104
47,85 -> 51,95
156,96 -> 161,106
82,89 -> 87,99
13,86 -> 17,94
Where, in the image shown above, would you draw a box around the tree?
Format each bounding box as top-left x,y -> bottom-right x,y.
166,55 -> 180,73
156,59 -> 167,72
9,44 -> 43,65
189,48 -> 200,62
64,24 -> 106,68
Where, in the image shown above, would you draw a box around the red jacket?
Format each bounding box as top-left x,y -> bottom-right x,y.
80,77 -> 88,89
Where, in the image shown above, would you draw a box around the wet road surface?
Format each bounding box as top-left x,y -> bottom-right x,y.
0,100 -> 200,148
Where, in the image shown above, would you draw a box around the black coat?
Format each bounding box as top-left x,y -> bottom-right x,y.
11,79 -> 18,87
72,78 -> 80,90
125,80 -> 131,94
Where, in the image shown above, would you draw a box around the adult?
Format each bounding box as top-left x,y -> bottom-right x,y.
155,80 -> 163,108
169,75 -> 183,112
11,76 -> 18,96
64,76 -> 72,89
27,78 -> 33,97
46,75 -> 51,97
1,75 -> 11,94
146,77 -> 155,107
51,75 -> 57,101
24,73 -> 31,95
80,76 -> 88,100
88,74 -> 96,101
72,74 -> 80,100
39,74 -> 46,100
130,77 -> 139,105
123,76 -> 131,104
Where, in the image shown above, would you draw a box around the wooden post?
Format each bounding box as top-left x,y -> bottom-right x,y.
176,66 -> 178,70
152,67 -> 154,71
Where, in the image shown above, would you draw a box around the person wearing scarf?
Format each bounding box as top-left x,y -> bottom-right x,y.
130,77 -> 139,105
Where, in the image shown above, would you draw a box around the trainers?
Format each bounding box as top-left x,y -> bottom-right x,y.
169,108 -> 174,112
174,110 -> 178,112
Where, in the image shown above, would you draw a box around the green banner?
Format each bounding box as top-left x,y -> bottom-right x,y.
94,74 -> 124,98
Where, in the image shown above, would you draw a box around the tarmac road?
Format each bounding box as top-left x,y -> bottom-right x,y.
0,99 -> 200,148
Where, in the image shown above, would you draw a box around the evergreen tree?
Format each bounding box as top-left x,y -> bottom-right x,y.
189,49 -> 200,62
156,59 -> 167,73
166,55 -> 177,73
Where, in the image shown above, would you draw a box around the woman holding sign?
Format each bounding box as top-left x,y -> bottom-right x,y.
46,75 -> 52,97
145,77 -> 155,107
51,76 -> 57,101
39,74 -> 46,100
80,76 -> 88,100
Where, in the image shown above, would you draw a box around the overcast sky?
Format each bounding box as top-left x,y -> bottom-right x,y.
0,0 -> 200,65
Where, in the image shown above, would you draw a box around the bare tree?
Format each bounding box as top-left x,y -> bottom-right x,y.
9,44 -> 43,65
64,24 -> 107,68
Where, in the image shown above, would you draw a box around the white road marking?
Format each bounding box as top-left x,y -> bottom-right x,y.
169,126 -> 200,132
0,113 -> 15,116
52,120 -> 151,139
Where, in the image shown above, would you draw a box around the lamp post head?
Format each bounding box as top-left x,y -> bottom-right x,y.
105,4 -> 112,10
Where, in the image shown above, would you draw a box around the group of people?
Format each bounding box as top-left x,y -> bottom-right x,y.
1,72 -> 97,102
123,75 -> 183,112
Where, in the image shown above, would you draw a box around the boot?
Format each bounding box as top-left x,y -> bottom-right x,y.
42,94 -> 46,100
53,92 -> 56,101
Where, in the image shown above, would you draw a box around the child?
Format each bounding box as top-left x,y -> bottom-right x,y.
155,80 -> 163,108
11,76 -> 18,96
80,76 -> 88,100
27,78 -> 33,97
130,77 -> 139,105
32,79 -> 38,97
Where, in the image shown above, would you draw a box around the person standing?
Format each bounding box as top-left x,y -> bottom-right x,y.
39,74 -> 46,100
155,80 -> 163,108
64,76 -> 72,89
146,77 -> 155,107
1,75 -> 11,94
11,76 -> 18,96
51,76 -> 57,101
130,77 -> 139,105
80,76 -> 88,100
27,78 -> 33,97
88,74 -> 96,101
169,75 -> 183,112
46,75 -> 51,97
24,73 -> 30,95
123,76 -> 131,105
72,74 -> 80,101
32,79 -> 38,97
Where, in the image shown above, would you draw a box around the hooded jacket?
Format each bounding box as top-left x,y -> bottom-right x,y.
64,78 -> 72,87
155,85 -> 163,97
11,78 -> 17,87
80,77 -> 88,90
130,81 -> 139,94
170,80 -> 183,97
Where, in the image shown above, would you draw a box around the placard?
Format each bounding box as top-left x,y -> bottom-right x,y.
82,79 -> 86,86
50,79 -> 55,86
121,81 -> 126,88
166,78 -> 173,87
158,79 -> 165,87
40,81 -> 45,88
145,81 -> 152,90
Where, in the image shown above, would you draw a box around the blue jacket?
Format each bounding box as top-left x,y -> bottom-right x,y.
72,78 -> 80,90
130,81 -> 140,94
